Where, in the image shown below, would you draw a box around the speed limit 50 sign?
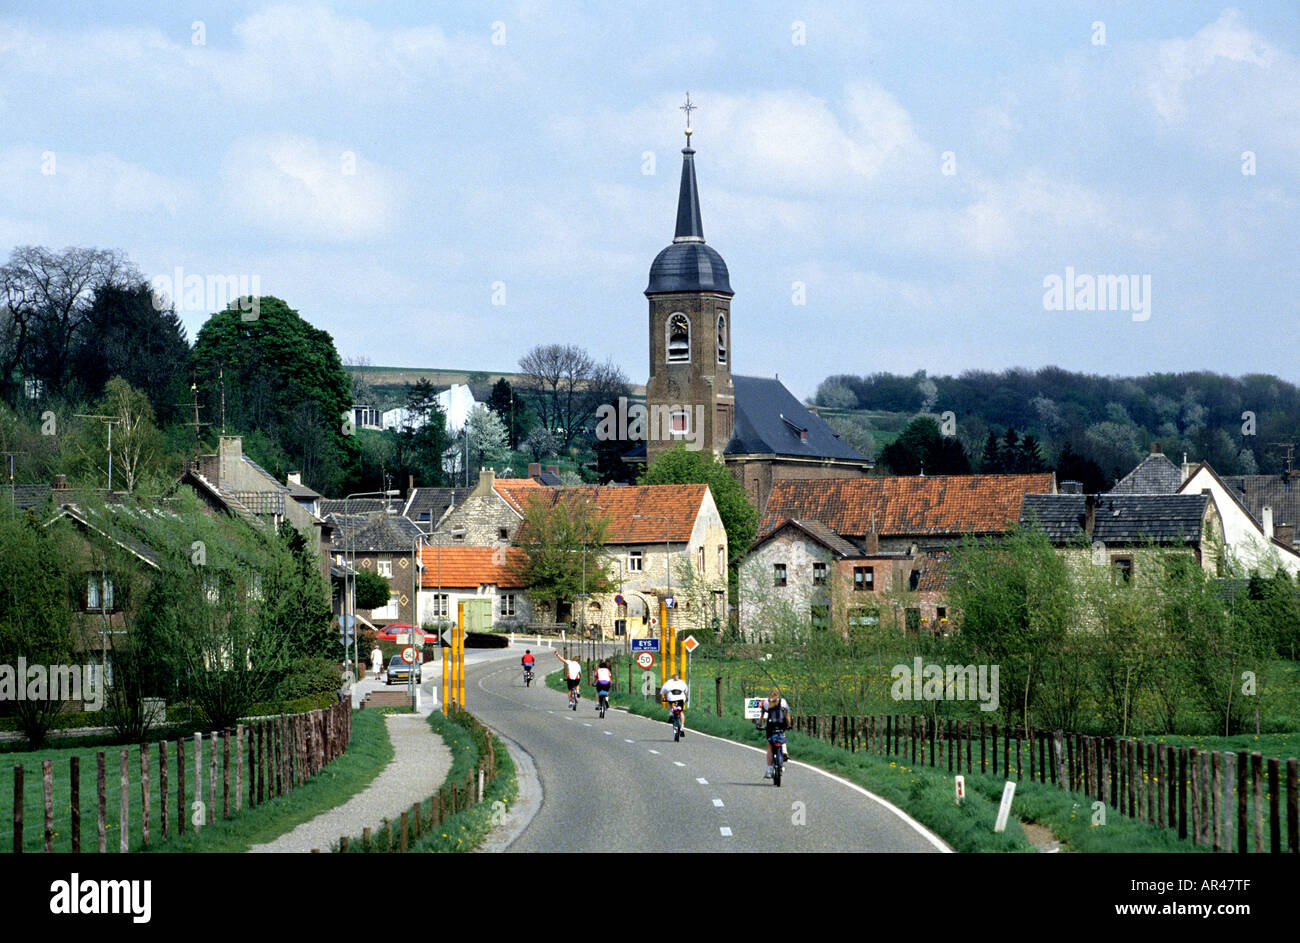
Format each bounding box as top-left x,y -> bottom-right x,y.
635,651 -> 655,669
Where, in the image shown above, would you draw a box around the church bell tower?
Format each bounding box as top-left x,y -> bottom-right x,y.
644,94 -> 734,464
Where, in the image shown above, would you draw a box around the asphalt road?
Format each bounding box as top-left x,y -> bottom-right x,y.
467,650 -> 949,854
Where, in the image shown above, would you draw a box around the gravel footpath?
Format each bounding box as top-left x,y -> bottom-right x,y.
247,714 -> 451,853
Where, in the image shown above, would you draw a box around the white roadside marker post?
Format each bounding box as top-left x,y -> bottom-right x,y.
993,780 -> 1016,832
955,775 -> 965,804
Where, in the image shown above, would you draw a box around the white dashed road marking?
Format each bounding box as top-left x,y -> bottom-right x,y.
673,761 -> 685,767
648,749 -> 659,755
604,730 -> 613,735
719,827 -> 732,837
625,739 -> 635,743
712,798 -> 724,807
696,777 -> 708,785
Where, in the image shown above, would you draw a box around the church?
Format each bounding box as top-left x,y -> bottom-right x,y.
637,102 -> 874,514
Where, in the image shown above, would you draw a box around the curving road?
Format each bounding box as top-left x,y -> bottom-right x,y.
464,649 -> 949,854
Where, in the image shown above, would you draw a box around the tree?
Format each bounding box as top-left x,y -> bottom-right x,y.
512,497 -> 615,619
517,344 -> 629,450
980,430 -> 1001,472
355,570 -> 392,612
487,378 -> 519,447
1055,442 -> 1108,493
520,427 -> 560,463
191,296 -> 355,493
0,246 -> 135,404
880,417 -> 971,476
71,281 -> 191,420
0,502 -> 78,749
454,403 -> 510,478
639,445 -> 757,596
399,379 -> 450,488
67,378 -> 165,493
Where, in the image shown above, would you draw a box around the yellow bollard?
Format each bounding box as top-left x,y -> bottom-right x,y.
442,646 -> 450,715
457,602 -> 467,709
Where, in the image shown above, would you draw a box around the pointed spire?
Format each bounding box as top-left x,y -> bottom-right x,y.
673,144 -> 704,244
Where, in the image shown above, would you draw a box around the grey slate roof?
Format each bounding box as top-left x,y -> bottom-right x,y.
8,484 -> 52,509
327,512 -> 424,552
1108,451 -> 1184,494
401,487 -> 473,526
1021,493 -> 1211,544
725,376 -> 870,463
1219,473 -> 1300,529
320,498 -> 391,515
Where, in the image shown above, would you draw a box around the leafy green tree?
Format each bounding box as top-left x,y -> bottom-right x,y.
880,417 -> 971,476
355,569 -> 392,612
639,445 -> 757,595
191,296 -> 355,493
455,403 -> 510,477
66,377 -> 165,493
487,378 -> 520,447
512,497 -> 614,619
979,430 -> 1001,472
400,379 -> 449,488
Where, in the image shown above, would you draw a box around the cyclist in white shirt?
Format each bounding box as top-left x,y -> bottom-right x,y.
594,659 -> 613,711
659,674 -> 689,740
760,689 -> 791,778
556,650 -> 582,706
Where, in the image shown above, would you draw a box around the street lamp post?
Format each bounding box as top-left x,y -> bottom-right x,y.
344,489 -> 399,684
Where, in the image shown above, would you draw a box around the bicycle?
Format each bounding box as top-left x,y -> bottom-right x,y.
756,719 -> 788,786
523,665 -> 534,687
568,687 -> 579,711
596,687 -> 609,719
669,702 -> 685,741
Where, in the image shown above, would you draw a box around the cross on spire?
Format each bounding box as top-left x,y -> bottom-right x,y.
680,92 -> 696,141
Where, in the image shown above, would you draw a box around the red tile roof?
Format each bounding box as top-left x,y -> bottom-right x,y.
512,484 -> 708,544
419,546 -> 528,588
760,474 -> 1055,538
493,477 -> 546,514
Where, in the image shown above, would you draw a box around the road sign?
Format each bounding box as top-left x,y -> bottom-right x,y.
631,638 -> 659,652
649,616 -> 659,628
681,635 -> 699,654
396,633 -> 426,647
664,596 -> 675,608
635,651 -> 655,669
613,594 -> 625,606
743,697 -> 766,720
401,646 -> 417,664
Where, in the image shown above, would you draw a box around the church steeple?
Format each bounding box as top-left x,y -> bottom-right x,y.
673,145 -> 704,244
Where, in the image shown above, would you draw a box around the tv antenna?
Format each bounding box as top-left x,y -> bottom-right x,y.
73,414 -> 123,493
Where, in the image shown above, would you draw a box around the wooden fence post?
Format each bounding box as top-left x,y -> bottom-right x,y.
70,756 -> 81,853
12,765 -> 22,854
235,725 -> 244,813
177,738 -> 186,835
42,759 -> 53,853
1188,747 -> 1200,844
1237,750 -> 1248,853
223,729 -> 231,819
1252,752 -> 1263,853
159,742 -> 168,840
1268,757 -> 1281,854
119,748 -> 129,853
193,732 -> 202,831
1287,758 -> 1298,855
1211,752 -> 1222,851
1221,751 -> 1234,850
208,733 -> 217,825
140,745 -> 150,848
97,752 -> 107,852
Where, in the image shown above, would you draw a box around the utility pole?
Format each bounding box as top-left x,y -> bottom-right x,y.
74,414 -> 123,493
2,451 -> 26,514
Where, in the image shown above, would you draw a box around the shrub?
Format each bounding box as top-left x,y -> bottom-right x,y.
277,657 -> 348,701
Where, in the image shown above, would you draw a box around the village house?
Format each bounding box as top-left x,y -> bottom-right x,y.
325,510 -> 426,628
416,545 -> 531,632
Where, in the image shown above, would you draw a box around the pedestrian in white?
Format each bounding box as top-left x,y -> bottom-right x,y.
371,645 -> 384,680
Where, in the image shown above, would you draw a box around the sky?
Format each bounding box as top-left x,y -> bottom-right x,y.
1,1 -> 1296,401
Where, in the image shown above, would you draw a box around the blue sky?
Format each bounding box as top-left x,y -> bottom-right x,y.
1,2 -> 1296,400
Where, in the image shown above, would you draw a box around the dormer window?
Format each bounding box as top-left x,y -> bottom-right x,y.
667,313 -> 690,362
717,314 -> 727,364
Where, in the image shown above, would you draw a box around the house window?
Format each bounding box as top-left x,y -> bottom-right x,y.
811,605 -> 830,631
905,608 -> 921,634
854,566 -> 874,591
377,559 -> 393,578
86,573 -> 114,611
431,594 -> 449,618
628,550 -> 643,572
718,546 -> 725,576
501,594 -> 516,617
453,531 -> 465,541
499,527 -> 509,540
717,314 -> 727,363
373,593 -> 399,619
670,409 -> 690,437
1113,557 -> 1133,584
812,562 -> 827,586
697,546 -> 705,573
666,313 -> 690,362
848,607 -> 879,628
773,563 -> 787,587
908,569 -> 920,591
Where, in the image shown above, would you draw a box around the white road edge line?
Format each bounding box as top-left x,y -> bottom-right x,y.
620,711 -> 953,853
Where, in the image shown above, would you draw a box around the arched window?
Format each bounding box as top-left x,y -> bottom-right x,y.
667,313 -> 690,362
717,313 -> 727,363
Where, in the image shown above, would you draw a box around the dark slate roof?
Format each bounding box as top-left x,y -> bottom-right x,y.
286,479 -> 323,500
645,146 -> 733,296
1219,473 -> 1300,528
726,376 -> 870,463
1020,493 -> 1210,544
1108,451 -> 1184,494
534,470 -> 563,486
9,484 -> 52,509
320,498 -> 391,515
401,487 -> 472,526
327,512 -> 424,552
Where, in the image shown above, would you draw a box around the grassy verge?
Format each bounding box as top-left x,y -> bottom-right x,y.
139,709 -> 393,853
551,669 -> 1213,853
336,707 -> 518,853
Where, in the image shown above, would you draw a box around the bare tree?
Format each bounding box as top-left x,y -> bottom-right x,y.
517,343 -> 629,450
0,246 -> 135,402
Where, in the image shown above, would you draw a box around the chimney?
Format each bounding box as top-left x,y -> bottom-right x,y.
1262,505 -> 1274,540
218,435 -> 243,479
52,474 -> 67,490
1150,443 -> 1162,454
287,472 -> 302,486
528,462 -> 541,479
545,465 -> 559,477
863,533 -> 879,554
472,467 -> 496,498
1061,480 -> 1083,495
408,474 -> 415,495
1084,494 -> 1096,538
1274,523 -> 1295,547
1181,453 -> 1193,484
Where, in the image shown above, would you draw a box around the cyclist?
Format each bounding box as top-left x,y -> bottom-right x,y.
594,658 -> 612,714
521,649 -> 535,683
555,650 -> 582,707
760,688 -> 791,779
659,674 -> 689,740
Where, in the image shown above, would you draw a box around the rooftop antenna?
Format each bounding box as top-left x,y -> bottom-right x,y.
176,381 -> 211,461
2,450 -> 27,513
1271,441 -> 1296,476
73,414 -> 123,493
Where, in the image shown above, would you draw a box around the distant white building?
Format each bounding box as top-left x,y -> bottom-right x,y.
381,383 -> 478,435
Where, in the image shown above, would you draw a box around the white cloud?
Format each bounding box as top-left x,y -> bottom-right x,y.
221,136 -> 401,240
0,146 -> 193,221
